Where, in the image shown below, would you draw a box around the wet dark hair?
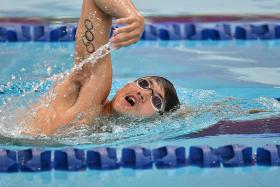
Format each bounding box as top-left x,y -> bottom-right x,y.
147,76 -> 180,113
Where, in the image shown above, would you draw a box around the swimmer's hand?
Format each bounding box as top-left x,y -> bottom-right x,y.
111,15 -> 144,49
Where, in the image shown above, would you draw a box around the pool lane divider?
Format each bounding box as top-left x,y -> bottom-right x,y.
1,22 -> 280,42
0,144 -> 280,172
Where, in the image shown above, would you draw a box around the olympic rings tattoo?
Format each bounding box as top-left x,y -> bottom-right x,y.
85,43 -> 95,53
82,36 -> 90,46
83,19 -> 95,53
85,30 -> 94,41
84,19 -> 93,30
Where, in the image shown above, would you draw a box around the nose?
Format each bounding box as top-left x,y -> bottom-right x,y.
137,89 -> 152,103
137,92 -> 144,101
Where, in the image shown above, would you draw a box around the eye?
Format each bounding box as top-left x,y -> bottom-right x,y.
138,79 -> 150,89
151,96 -> 163,110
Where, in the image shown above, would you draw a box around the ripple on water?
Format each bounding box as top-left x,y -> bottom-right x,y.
0,79 -> 279,147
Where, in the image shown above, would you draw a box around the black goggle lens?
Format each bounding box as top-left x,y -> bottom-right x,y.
138,79 -> 150,89
151,95 -> 163,110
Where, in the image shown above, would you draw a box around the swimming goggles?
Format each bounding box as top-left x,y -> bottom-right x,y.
135,78 -> 165,113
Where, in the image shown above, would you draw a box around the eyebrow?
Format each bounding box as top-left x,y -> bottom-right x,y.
149,79 -> 164,100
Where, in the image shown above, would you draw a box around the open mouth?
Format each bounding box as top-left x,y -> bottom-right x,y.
125,96 -> 136,106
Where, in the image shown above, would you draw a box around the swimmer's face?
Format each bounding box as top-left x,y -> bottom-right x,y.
111,77 -> 165,117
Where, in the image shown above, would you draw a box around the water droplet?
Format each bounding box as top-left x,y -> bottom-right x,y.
47,66 -> 52,76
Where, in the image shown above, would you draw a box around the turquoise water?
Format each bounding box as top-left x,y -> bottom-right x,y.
1,0 -> 280,17
0,40 -> 280,146
1,1 -> 280,185
0,40 -> 280,186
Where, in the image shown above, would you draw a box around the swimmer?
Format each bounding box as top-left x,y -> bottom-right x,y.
25,0 -> 180,135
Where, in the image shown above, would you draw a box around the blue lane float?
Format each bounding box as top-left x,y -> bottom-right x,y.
18,149 -> 51,172
189,145 -> 220,167
87,147 -> 119,170
0,144 -> 280,172
121,146 -> 152,169
216,144 -> 253,167
54,148 -> 86,171
0,25 -> 32,42
152,146 -> 186,168
0,149 -> 18,172
276,25 -> 280,38
0,22 -> 280,41
34,25 -> 48,41
257,144 -> 280,166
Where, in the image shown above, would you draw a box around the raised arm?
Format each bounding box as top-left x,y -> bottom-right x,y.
28,0 -> 144,134
74,0 -> 143,65
65,0 -> 144,119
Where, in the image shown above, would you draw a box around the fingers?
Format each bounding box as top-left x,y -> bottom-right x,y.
113,38 -> 138,49
114,17 -> 134,25
113,23 -> 136,35
111,15 -> 144,49
111,30 -> 140,43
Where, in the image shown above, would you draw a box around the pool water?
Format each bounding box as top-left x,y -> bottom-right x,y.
0,40 -> 280,186
0,40 -> 280,146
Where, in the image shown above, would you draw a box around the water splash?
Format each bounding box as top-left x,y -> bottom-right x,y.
73,42 -> 114,72
41,41 -> 115,87
0,41 -> 115,141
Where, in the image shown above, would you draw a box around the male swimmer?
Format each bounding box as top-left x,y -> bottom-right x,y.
26,0 -> 180,135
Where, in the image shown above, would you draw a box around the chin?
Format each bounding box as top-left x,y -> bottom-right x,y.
111,97 -> 133,115
113,103 -> 155,118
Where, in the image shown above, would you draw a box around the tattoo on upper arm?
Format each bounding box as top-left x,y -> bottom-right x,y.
82,19 -> 95,53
